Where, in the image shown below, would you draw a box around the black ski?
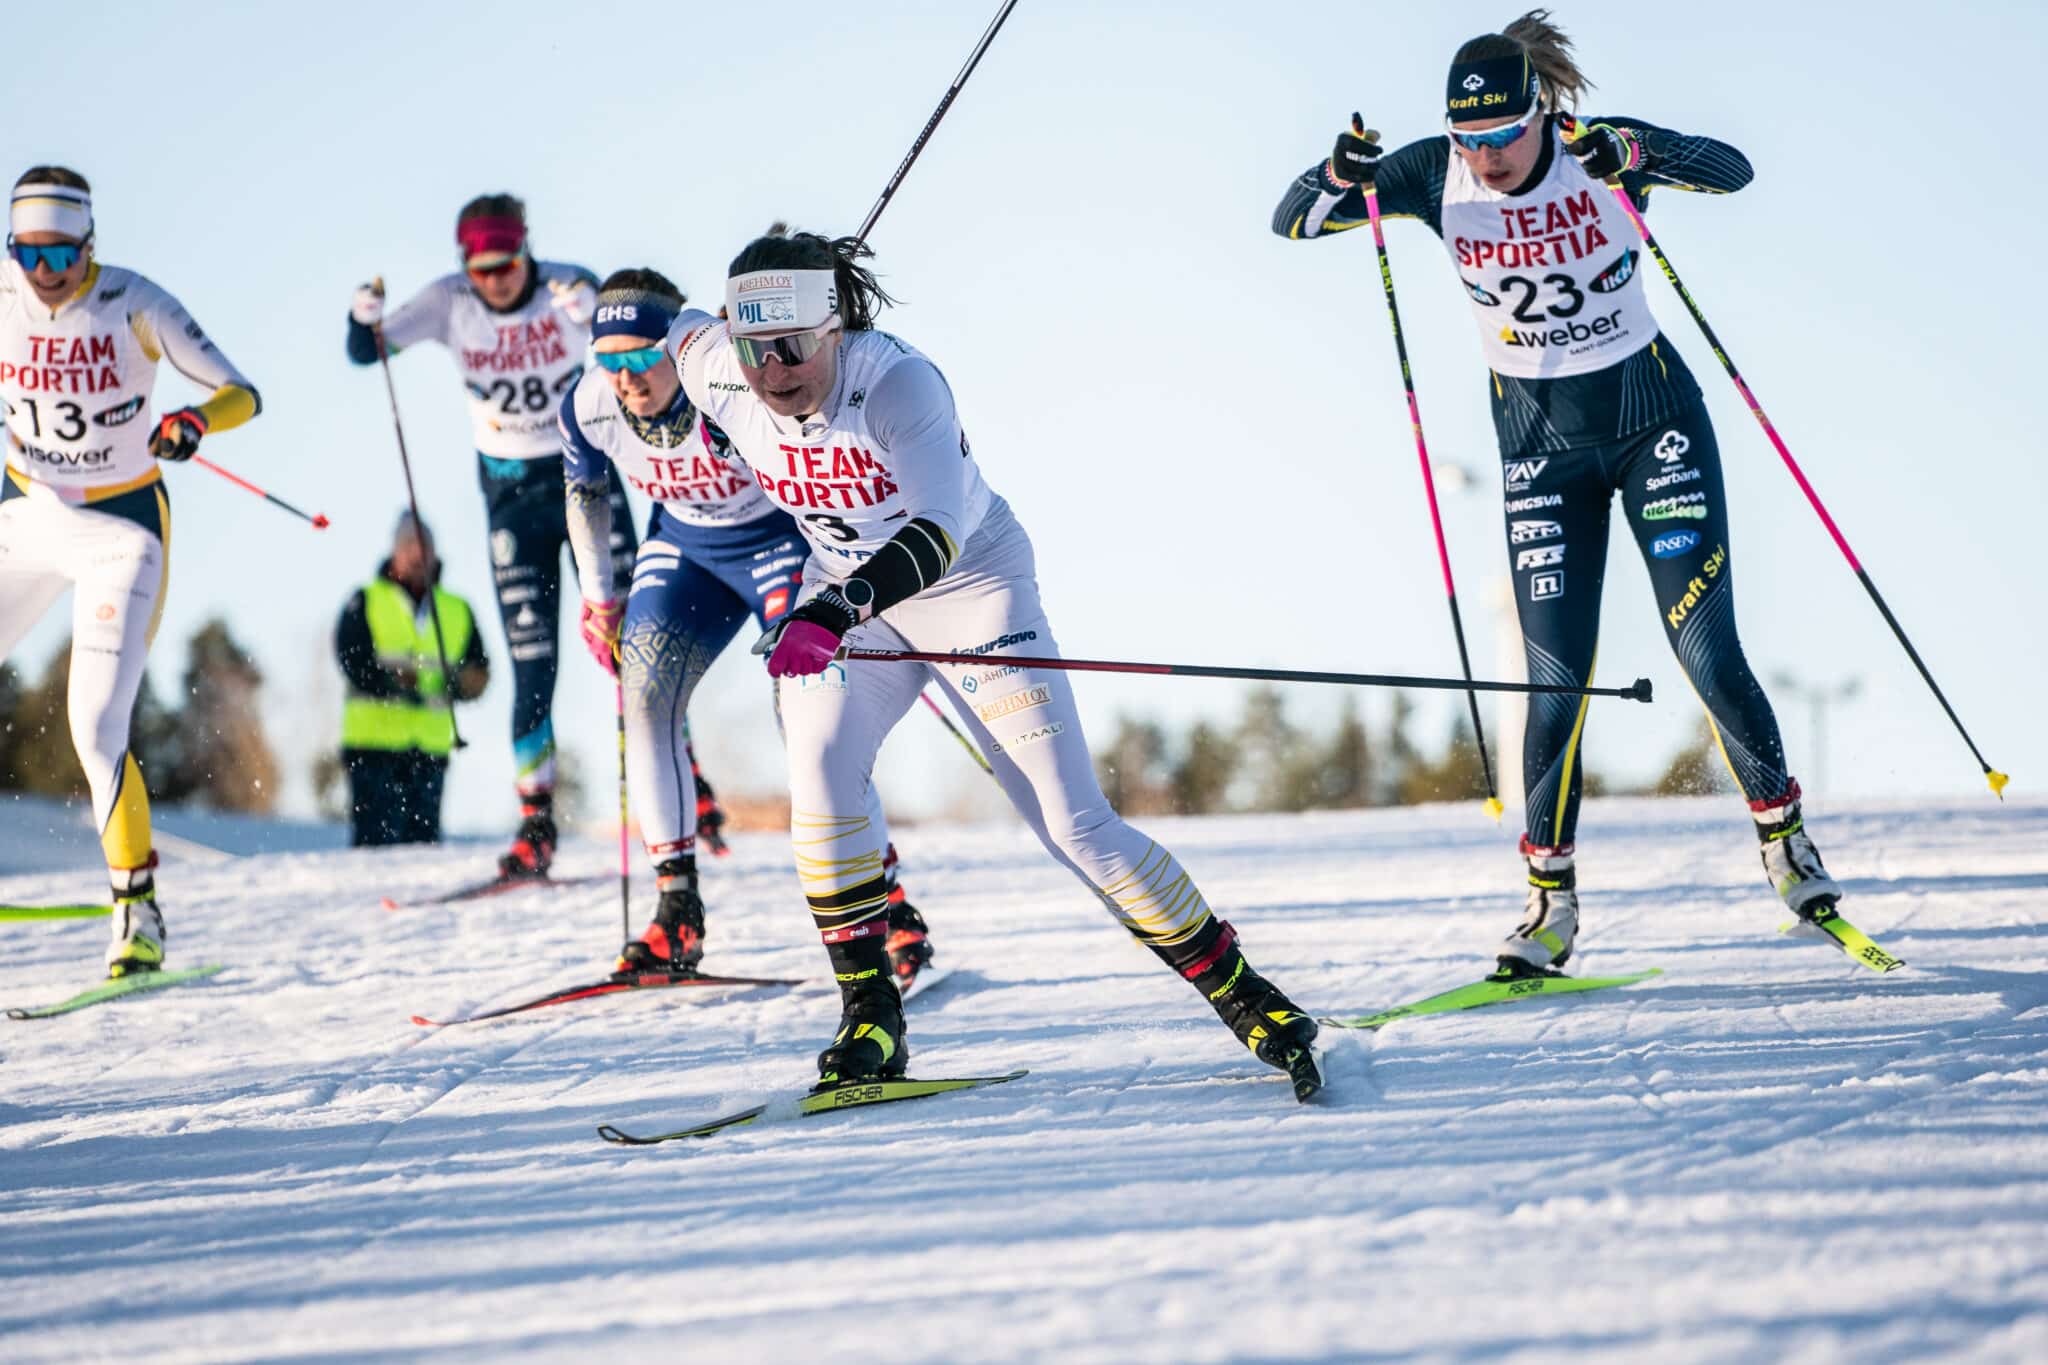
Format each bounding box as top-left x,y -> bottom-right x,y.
380,872 -> 607,911
597,1069 -> 1029,1143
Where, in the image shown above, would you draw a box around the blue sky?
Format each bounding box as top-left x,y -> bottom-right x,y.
5,0 -> 2042,835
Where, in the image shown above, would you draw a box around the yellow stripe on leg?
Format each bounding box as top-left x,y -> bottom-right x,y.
101,752 -> 153,871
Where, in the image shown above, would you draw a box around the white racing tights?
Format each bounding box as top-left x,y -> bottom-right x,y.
0,483 -> 167,884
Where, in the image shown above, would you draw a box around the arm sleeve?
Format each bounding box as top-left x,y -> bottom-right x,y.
349,277 -> 456,366
1270,136 -> 1448,239
336,590 -> 411,698
132,289 -> 261,433
559,386 -> 619,604
832,358 -> 968,619
1597,116 -> 1754,201
667,308 -> 723,409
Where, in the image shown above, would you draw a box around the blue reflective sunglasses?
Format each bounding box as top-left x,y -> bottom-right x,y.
9,239 -> 83,273
1447,103 -> 1542,151
594,345 -> 667,374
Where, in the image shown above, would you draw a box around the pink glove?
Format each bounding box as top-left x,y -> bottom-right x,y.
579,599 -> 623,677
765,620 -> 843,678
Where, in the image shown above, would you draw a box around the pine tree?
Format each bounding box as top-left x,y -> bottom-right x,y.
162,619 -> 279,814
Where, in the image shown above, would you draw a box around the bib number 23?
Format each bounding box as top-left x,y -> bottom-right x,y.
1499,273 -> 1585,323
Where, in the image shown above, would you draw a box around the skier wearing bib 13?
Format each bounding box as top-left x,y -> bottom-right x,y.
558,267 -> 932,988
1272,10 -> 1851,976
0,165 -> 262,975
665,227 -> 1320,1095
345,195 -> 646,880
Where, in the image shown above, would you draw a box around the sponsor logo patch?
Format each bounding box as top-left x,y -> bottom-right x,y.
1510,519 -> 1562,544
1504,458 -> 1548,492
1665,544 -> 1729,627
1529,570 -> 1564,601
1653,430 -> 1691,464
1516,545 -> 1565,570
977,684 -> 1052,723
1649,530 -> 1700,559
1012,721 -> 1066,748
1642,492 -> 1709,522
1504,493 -> 1564,513
1588,249 -> 1639,294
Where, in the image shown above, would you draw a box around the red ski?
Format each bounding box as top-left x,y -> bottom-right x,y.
410,969 -> 802,1027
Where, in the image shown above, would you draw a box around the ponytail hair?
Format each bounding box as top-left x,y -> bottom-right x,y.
1455,9 -> 1593,112
726,222 -> 897,332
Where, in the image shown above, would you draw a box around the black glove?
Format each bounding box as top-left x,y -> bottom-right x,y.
1565,122 -> 1640,180
1329,114 -> 1382,188
148,407 -> 206,461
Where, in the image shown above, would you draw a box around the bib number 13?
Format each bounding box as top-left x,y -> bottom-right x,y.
1500,273 -> 1585,323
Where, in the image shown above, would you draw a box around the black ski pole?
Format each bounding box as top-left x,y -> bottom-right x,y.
1354,116 -> 1502,821
843,648 -> 1652,702
854,0 -> 1021,245
370,279 -> 466,750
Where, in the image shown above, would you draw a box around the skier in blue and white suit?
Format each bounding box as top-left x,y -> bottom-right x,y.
560,268 -> 930,984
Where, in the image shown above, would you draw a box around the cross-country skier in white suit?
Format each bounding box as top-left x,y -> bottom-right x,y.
0,165 -> 261,975
668,226 -> 1319,1091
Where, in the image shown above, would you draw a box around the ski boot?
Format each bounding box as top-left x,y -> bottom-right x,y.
815,935 -> 908,1088
497,794 -> 556,879
1495,839 -> 1578,980
689,749 -> 730,857
1154,919 -> 1321,1100
107,879 -> 166,978
615,857 -> 705,976
1753,785 -> 1841,922
884,894 -> 935,995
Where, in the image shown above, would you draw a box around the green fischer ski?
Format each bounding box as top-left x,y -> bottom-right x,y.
1319,968 -> 1662,1031
597,1069 -> 1029,1144
6,964 -> 227,1020
1780,907 -> 1905,973
0,904 -> 116,922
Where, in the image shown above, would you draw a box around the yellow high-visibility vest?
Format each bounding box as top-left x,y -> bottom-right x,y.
339,577 -> 475,756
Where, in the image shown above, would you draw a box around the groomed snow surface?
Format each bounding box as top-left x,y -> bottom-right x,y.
3,796 -> 2045,1363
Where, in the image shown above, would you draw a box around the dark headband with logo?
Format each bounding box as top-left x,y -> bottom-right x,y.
1445,52 -> 1539,121
591,287 -> 681,342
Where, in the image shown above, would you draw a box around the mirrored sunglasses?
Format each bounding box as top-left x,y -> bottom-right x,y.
1447,103 -> 1541,151
730,320 -> 836,369
9,239 -> 83,273
595,346 -> 668,374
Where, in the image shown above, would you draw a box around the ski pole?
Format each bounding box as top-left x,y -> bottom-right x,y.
188,455 -> 331,529
844,648 -> 1652,702
615,679 -> 631,940
1355,116 -> 1502,822
370,279 -> 466,751
921,689 -> 995,776
854,0 -> 1021,244
1565,118 -> 2008,797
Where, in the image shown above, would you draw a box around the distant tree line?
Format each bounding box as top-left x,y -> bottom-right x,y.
0,618 -> 279,814
1095,687 -> 1727,818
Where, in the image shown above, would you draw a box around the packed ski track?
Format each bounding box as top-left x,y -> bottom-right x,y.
2,796 -> 2044,1362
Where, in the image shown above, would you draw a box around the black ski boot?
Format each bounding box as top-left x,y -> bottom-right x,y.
884,898 -> 935,994
1153,919 -> 1322,1101
688,746 -> 731,857
615,857 -> 706,976
498,794 -> 557,879
815,935 -> 908,1088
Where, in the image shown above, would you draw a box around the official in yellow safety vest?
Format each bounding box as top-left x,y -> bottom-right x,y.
335,513 -> 488,845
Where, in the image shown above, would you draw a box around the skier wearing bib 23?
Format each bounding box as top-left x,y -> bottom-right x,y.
345,195 -> 636,879
668,228 -> 1320,1095
558,267 -> 932,988
0,165 -> 261,975
1272,11 -> 1849,976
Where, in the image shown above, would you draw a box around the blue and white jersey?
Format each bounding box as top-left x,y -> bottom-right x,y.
558,366 -> 772,528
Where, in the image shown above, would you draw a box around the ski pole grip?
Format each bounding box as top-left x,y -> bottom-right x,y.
1627,677 -> 1655,703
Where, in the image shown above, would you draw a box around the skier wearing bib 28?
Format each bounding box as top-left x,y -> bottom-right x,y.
666,228 -> 1320,1096
558,268 -> 932,988
0,165 -> 261,975
1272,11 -> 1848,976
345,194 -> 640,879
